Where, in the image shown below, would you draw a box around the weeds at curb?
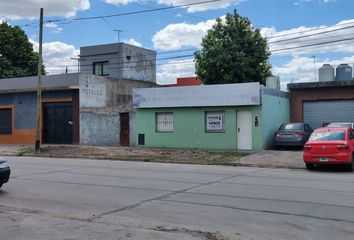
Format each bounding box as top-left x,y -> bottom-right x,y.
17,146 -> 34,156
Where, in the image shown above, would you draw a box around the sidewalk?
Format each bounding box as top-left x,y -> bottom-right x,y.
0,144 -> 305,169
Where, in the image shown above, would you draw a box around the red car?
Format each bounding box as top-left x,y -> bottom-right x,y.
303,127 -> 354,171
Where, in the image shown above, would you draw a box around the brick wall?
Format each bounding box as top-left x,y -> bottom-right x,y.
290,87 -> 354,122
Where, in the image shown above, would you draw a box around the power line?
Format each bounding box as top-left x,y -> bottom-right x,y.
268,24 -> 354,44
266,20 -> 354,39
271,36 -> 354,53
131,2 -> 209,21
268,32 -> 354,46
19,0 -> 223,27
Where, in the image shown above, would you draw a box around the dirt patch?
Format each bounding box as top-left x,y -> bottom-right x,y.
23,145 -> 250,166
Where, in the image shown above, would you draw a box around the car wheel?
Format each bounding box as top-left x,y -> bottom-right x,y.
346,158 -> 354,172
305,163 -> 315,170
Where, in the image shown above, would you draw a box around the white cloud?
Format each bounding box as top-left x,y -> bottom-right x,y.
294,0 -> 337,6
273,55 -> 354,90
157,0 -> 245,13
44,22 -> 63,34
157,59 -> 195,84
152,19 -> 215,50
0,0 -> 90,20
263,19 -> 354,56
102,0 -> 245,12
31,40 -> 80,74
123,38 -> 143,47
102,0 -> 141,5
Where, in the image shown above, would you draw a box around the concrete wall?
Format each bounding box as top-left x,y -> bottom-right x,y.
121,44 -> 156,82
135,106 -> 262,150
80,112 -> 120,146
261,91 -> 290,149
79,74 -> 157,145
106,78 -> 157,109
79,75 -> 107,108
80,43 -> 156,83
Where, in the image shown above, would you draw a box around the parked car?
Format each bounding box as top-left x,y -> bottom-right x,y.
327,122 -> 354,129
274,123 -> 313,148
303,127 -> 354,171
0,158 -> 10,188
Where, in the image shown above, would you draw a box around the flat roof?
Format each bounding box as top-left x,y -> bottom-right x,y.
133,82 -> 261,108
288,80 -> 354,90
0,73 -> 79,93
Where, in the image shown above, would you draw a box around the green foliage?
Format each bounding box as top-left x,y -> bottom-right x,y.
194,10 -> 271,85
17,146 -> 34,156
0,22 -> 45,79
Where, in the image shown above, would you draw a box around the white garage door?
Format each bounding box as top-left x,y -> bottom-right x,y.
303,100 -> 354,129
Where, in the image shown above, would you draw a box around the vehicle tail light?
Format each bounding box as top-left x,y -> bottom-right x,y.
275,132 -> 281,138
337,144 -> 349,150
294,132 -> 302,138
304,145 -> 311,150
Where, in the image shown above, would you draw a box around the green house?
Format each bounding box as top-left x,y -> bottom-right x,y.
133,82 -> 289,150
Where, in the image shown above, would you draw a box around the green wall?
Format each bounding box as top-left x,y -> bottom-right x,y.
261,93 -> 290,149
136,106 -> 262,150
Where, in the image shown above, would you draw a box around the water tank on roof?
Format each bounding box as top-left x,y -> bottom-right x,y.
319,64 -> 334,82
266,76 -> 280,90
336,64 -> 352,81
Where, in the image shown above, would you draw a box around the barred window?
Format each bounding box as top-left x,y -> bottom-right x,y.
205,111 -> 225,133
156,112 -> 173,133
0,108 -> 12,135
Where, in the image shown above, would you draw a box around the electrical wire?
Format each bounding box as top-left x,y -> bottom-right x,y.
271,36 -> 354,53
268,24 -> 354,44
266,20 -> 354,39
18,0 -> 223,27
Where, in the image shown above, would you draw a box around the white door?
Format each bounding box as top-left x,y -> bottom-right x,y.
237,111 -> 252,150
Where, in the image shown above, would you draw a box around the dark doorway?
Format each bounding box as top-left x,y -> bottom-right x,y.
43,102 -> 73,144
120,113 -> 130,146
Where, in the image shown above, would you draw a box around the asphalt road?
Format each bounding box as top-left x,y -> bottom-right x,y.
1,156 -> 354,240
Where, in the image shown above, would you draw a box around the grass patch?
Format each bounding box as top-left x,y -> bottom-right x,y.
208,151 -> 250,158
198,151 -> 250,165
17,146 -> 34,156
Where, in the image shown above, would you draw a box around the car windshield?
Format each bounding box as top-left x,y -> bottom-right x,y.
309,131 -> 345,141
327,123 -> 351,127
279,123 -> 302,131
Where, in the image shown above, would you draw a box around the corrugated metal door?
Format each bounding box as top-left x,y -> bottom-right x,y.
43,102 -> 73,144
303,100 -> 354,129
237,111 -> 252,150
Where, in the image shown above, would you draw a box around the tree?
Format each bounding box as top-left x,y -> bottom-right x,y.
194,10 -> 271,85
0,22 -> 45,79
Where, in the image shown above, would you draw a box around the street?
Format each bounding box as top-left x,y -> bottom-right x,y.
1,156 -> 354,240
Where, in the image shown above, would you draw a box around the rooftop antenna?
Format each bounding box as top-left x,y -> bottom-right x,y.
114,29 -> 123,73
114,29 -> 122,43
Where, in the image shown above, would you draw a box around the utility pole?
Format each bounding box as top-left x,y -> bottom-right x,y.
70,57 -> 80,72
35,8 -> 43,151
312,55 -> 317,82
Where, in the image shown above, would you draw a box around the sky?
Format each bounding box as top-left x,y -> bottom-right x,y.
1,0 -> 354,89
